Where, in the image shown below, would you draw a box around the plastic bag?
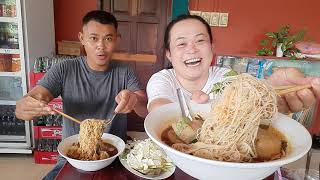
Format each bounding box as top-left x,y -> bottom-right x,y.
295,42 -> 320,55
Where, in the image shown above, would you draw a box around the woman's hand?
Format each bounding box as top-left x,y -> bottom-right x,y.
267,68 -> 320,113
191,90 -> 209,103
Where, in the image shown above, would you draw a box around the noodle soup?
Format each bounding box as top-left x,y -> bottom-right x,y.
160,73 -> 289,163
161,120 -> 290,163
58,133 -> 126,171
65,118 -> 116,161
144,101 -> 312,180
67,140 -> 118,160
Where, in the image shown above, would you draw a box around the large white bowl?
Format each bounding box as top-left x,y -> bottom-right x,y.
144,102 -> 312,180
58,133 -> 125,171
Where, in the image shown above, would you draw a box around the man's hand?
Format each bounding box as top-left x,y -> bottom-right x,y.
115,89 -> 148,117
15,96 -> 53,121
267,68 -> 320,113
15,86 -> 55,121
115,90 -> 138,113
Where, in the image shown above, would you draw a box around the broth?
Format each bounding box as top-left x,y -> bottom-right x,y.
161,124 -> 290,163
67,140 -> 118,160
254,126 -> 290,162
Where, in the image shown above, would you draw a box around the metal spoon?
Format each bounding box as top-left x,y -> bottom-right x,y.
304,149 -> 312,180
176,88 -> 192,121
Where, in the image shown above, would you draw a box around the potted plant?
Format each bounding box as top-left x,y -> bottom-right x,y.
256,25 -> 306,59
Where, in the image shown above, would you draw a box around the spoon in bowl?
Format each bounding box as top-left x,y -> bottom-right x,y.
176,88 -> 192,121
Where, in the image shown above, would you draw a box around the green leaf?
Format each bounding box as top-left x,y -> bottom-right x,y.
260,39 -> 269,46
211,82 -> 223,93
259,25 -> 308,58
266,32 -> 276,39
224,70 -> 238,77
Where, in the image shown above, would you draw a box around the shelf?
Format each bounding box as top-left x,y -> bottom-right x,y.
0,71 -> 21,77
0,17 -> 18,23
0,147 -> 32,154
112,52 -> 157,63
0,100 -> 16,105
217,53 -> 320,62
0,48 -> 20,54
0,135 -> 26,142
0,142 -> 30,148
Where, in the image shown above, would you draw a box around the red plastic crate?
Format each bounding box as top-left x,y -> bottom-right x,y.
29,72 -> 45,90
48,98 -> 63,110
33,126 -> 62,139
34,150 -> 59,164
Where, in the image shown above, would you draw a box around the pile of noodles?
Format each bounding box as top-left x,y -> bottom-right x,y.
67,119 -> 106,160
173,73 -> 278,162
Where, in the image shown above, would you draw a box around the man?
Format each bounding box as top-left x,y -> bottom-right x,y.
15,10 -> 147,179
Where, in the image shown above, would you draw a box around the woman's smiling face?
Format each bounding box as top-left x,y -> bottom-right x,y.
166,19 -> 214,81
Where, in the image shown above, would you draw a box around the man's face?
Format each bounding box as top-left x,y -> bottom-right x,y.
79,21 -> 117,71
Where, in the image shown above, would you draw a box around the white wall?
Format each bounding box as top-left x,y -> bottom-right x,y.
22,0 -> 55,73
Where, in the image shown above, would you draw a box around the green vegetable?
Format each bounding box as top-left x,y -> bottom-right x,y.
175,117 -> 190,136
211,82 -> 223,94
281,140 -> 287,152
224,70 -> 238,77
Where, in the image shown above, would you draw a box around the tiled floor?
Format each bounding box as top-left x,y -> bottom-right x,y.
0,153 -> 53,180
1,132 -> 319,180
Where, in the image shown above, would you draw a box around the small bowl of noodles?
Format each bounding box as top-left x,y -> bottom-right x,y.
58,119 -> 125,171
144,73 -> 312,180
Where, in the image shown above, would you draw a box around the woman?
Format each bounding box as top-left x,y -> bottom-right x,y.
146,14 -> 320,113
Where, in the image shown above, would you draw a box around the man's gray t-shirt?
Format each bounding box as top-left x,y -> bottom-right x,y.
38,56 -> 141,140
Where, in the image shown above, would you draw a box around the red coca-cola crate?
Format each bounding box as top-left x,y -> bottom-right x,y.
34,150 -> 59,164
48,98 -> 63,110
29,72 -> 45,90
33,126 -> 62,139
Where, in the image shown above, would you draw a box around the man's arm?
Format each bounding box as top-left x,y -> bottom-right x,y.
15,85 -> 55,121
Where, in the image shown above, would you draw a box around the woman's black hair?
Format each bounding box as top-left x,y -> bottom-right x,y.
82,10 -> 118,30
164,14 -> 213,51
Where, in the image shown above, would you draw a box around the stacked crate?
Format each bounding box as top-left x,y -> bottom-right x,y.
29,69 -> 63,164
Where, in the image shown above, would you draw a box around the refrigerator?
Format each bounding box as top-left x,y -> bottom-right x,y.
0,0 -> 55,153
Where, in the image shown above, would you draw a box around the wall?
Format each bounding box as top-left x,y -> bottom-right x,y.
23,0 -> 56,72
54,0 -> 320,56
189,0 -> 320,56
54,0 -> 97,42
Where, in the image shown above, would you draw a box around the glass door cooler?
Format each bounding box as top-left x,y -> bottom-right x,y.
0,0 -> 30,153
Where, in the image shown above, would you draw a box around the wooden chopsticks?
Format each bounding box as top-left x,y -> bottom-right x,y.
275,84 -> 312,96
51,108 -> 81,124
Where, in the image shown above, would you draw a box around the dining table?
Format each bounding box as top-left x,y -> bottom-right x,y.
55,158 -> 277,180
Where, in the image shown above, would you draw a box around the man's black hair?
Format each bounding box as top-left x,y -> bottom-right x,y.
82,10 -> 118,30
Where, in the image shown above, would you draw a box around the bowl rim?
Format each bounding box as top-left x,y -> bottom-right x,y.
144,102 -> 312,169
58,133 -> 125,163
